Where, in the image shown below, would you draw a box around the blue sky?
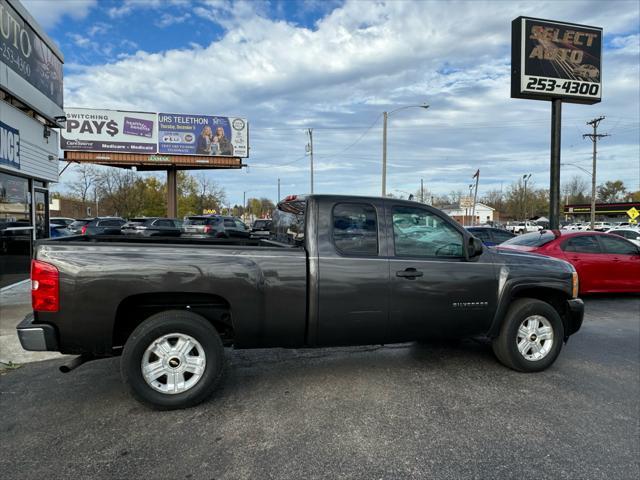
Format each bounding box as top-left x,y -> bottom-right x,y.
24,0 -> 640,206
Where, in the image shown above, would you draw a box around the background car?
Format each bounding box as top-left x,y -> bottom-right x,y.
50,217 -> 76,227
122,217 -> 182,237
81,217 -> 126,235
251,219 -> 273,238
182,215 -> 250,239
498,230 -> 640,294
606,227 -> 640,246
68,219 -> 92,234
49,224 -> 72,238
592,222 -> 612,232
466,226 -> 515,246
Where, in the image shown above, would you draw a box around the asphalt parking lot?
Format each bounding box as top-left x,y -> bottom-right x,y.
1,296 -> 638,480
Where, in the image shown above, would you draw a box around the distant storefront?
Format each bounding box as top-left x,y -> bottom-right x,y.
1,0 -> 64,287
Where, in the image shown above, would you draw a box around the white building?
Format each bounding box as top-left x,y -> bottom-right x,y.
1,0 -> 65,287
440,202 -> 495,225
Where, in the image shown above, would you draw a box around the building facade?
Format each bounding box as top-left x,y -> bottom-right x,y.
1,0 -> 64,287
440,202 -> 495,226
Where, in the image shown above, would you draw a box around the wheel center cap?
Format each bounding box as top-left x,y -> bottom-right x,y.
530,334 -> 537,342
168,357 -> 181,368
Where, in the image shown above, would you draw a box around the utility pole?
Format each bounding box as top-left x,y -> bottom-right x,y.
522,173 -> 531,220
583,116 -> 609,231
277,178 -> 281,203
420,178 -> 424,203
307,128 -> 314,194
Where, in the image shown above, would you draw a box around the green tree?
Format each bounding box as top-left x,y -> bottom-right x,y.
597,180 -> 626,202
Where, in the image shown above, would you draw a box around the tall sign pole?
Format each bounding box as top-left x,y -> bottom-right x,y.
512,17 -> 602,230
549,98 -> 562,229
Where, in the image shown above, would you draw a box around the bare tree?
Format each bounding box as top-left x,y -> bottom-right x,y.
68,164 -> 99,206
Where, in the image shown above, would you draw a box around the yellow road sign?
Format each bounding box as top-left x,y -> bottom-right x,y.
627,207 -> 639,220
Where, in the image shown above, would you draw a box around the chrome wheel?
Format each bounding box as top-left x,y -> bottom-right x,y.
141,333 -> 206,394
516,315 -> 554,361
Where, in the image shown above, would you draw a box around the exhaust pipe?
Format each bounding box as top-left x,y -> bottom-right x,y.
59,354 -> 92,373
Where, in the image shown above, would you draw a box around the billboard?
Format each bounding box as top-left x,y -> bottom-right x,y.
0,0 -> 64,108
512,17 -> 602,104
158,113 -> 248,157
60,109 -> 158,154
60,109 -> 249,157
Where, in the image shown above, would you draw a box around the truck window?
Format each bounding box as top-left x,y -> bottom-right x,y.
392,206 -> 463,257
332,203 -> 378,255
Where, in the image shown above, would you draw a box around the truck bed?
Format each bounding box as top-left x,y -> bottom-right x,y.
35,236 -> 308,355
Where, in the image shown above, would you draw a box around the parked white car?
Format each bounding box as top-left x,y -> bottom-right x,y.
592,222 -> 612,232
606,227 -> 640,247
505,221 -> 543,234
563,223 -> 590,231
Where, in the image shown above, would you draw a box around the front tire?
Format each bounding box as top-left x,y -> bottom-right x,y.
121,310 -> 225,410
492,298 -> 564,372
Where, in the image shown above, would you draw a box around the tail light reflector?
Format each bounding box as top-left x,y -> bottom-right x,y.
81,225 -> 87,234
204,226 -> 212,233
31,260 -> 59,312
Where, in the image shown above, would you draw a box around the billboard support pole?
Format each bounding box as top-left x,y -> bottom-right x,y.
167,167 -> 178,218
549,99 -> 562,230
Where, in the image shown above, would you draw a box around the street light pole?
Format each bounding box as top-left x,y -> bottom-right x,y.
382,112 -> 388,197
381,104 -> 429,196
277,178 -> 281,202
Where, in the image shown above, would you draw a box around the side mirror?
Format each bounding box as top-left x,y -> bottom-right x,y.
467,236 -> 483,259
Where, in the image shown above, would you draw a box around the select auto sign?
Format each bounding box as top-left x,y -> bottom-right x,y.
0,120 -> 20,170
511,17 -> 602,104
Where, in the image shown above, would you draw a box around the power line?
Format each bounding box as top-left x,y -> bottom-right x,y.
583,116 -> 609,231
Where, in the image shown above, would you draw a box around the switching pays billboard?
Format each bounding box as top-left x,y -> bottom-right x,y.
158,113 -> 248,158
512,17 -> 602,104
60,109 -> 158,154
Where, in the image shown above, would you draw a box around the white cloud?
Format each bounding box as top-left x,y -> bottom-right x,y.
21,0 -> 97,29
155,12 -> 192,28
60,0 -> 640,200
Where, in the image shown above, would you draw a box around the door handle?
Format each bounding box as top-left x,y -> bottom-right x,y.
396,268 -> 423,279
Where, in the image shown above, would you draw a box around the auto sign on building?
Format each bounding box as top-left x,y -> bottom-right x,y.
1,0 -> 64,288
511,16 -> 603,231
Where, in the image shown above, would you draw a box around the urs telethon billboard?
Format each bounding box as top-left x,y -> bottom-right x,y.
511,17 -> 602,104
158,113 -> 248,157
60,109 -> 249,157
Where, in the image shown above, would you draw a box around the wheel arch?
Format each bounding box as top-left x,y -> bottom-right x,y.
113,292 -> 234,351
488,284 -> 573,340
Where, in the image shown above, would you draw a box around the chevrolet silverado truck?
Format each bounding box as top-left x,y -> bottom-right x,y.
17,195 -> 583,410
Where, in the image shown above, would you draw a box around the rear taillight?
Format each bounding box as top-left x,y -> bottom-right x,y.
31,260 -> 59,312
81,225 -> 87,234
203,226 -> 212,233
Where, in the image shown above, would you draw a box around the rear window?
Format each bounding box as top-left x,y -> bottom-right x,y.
253,220 -> 271,229
501,230 -> 557,247
185,217 -> 220,225
99,219 -> 125,227
272,200 -> 306,244
332,203 -> 378,255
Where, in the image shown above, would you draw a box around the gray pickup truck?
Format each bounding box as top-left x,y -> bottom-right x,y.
18,194 -> 583,409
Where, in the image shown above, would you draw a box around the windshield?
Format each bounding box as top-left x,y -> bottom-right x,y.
501,230 -> 557,247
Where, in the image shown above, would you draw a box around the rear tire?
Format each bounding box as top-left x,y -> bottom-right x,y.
121,310 -> 225,410
492,298 -> 564,372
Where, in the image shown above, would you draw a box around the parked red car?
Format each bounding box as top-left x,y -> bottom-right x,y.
498,230 -> 640,294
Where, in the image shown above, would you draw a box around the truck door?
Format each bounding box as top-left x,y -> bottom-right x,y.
386,203 -> 498,342
315,199 -> 389,346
